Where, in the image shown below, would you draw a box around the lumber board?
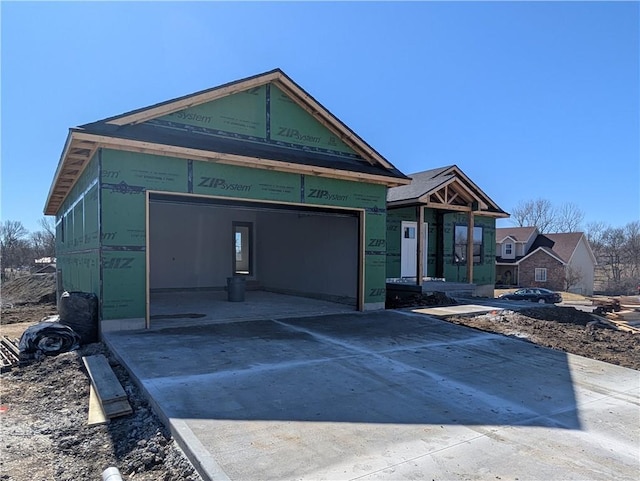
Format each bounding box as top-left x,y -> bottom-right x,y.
82,355 -> 128,404
87,384 -> 109,426
103,399 -> 133,418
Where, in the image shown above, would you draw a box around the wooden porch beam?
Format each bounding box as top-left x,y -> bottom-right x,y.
467,209 -> 474,285
417,205 -> 425,287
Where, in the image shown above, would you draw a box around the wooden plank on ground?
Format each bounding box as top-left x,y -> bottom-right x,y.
82,354 -> 127,404
82,354 -> 132,418
87,384 -> 109,426
102,399 -> 133,418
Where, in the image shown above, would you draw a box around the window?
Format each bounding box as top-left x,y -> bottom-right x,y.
454,225 -> 483,264
404,226 -> 416,239
504,243 -> 513,256
233,222 -> 253,275
535,268 -> 547,282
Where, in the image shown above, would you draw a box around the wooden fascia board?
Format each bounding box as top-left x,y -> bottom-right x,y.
274,77 -> 395,170
106,72 -> 281,126
104,71 -> 400,177
73,132 -> 409,187
448,165 -> 505,212
472,210 -> 509,218
386,199 -> 421,208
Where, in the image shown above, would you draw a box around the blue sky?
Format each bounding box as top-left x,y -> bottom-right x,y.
2,1 -> 638,233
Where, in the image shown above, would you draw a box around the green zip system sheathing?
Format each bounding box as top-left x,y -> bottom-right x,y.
56,153 -> 100,297
386,207 -> 496,285
52,75 -> 409,327
95,149 -> 387,321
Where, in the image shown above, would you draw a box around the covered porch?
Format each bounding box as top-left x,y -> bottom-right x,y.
386,165 -> 509,298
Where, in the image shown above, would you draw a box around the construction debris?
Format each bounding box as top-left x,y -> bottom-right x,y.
18,321 -> 81,358
0,336 -> 21,372
594,311 -> 640,334
591,297 -> 621,315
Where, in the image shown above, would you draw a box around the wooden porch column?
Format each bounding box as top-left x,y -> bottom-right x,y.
466,210 -> 474,284
417,205 -> 424,286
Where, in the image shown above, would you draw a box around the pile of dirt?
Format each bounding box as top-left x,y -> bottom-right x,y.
1,274 -> 58,326
445,306 -> 640,370
1,341 -> 202,481
1,273 -> 56,306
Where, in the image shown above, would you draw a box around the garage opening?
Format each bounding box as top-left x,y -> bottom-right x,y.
147,193 -> 362,324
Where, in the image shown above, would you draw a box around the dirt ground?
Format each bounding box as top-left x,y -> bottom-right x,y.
1,277 -> 202,481
1,275 -> 639,480
446,305 -> 640,371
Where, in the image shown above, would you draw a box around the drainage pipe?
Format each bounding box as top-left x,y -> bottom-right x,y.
102,467 -> 123,481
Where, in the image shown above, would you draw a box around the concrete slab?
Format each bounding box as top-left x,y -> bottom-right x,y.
104,310 -> 640,481
411,304 -> 501,317
149,290 -> 354,328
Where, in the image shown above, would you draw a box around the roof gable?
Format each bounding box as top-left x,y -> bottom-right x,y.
143,83 -> 359,159
496,226 -> 538,243
387,165 -> 508,217
45,69 -> 410,215
520,246 -> 566,264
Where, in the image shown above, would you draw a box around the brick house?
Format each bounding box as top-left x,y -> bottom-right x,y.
496,228 -> 596,295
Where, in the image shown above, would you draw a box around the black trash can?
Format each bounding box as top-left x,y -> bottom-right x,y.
227,276 -> 246,302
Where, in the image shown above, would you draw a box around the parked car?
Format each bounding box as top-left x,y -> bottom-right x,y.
498,288 -> 562,304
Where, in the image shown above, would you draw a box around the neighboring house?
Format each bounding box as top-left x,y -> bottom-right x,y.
496,227 -> 596,295
386,165 -> 509,297
45,69 -> 410,332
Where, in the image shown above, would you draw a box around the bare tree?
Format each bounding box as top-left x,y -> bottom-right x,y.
30,217 -> 56,259
510,198 -> 556,233
585,221 -> 608,249
623,221 -> 640,279
553,202 -> 585,233
0,220 -> 30,277
601,227 -> 626,285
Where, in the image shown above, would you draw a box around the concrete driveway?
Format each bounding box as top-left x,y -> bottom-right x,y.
104,310 -> 639,481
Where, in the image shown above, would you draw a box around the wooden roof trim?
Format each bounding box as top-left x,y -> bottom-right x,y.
106,70 -> 396,172
417,177 -> 478,206
73,132 -> 409,187
448,165 -> 504,212
106,72 -> 280,126
44,135 -> 99,215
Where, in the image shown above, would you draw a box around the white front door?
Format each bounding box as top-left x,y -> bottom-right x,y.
400,221 -> 428,278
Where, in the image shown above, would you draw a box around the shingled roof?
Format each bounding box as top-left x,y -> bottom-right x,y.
540,232 -> 588,263
496,226 -> 538,243
387,165 -> 508,217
